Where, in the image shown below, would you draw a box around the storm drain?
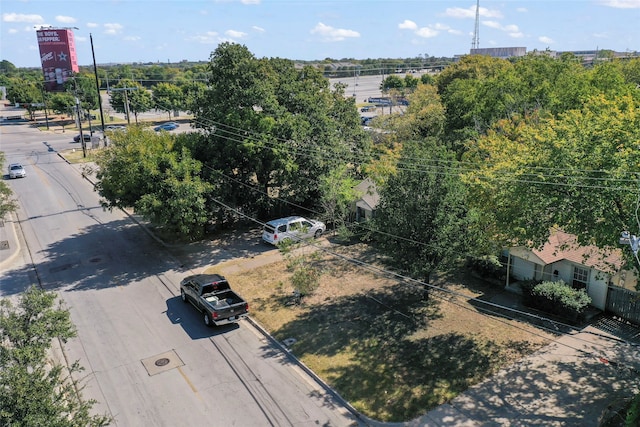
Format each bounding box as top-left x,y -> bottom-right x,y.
141,350 -> 184,376
0,241 -> 8,250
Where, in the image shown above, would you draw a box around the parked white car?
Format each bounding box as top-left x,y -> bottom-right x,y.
8,163 -> 26,179
262,216 -> 326,245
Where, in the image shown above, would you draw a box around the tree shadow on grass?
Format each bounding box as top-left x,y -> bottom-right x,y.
268,282 -> 528,422
271,283 -> 442,358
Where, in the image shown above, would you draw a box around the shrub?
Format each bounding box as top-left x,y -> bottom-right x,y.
465,254 -> 505,279
522,280 -> 592,323
532,280 -> 591,313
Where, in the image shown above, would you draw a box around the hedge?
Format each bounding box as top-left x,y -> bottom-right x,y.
522,280 -> 592,323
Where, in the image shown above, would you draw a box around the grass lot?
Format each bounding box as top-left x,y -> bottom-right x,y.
59,148 -> 99,164
204,242 -> 557,422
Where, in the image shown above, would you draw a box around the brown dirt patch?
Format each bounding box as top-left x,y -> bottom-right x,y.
206,242 -> 557,422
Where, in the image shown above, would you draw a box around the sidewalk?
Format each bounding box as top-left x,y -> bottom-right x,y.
0,213 -> 21,272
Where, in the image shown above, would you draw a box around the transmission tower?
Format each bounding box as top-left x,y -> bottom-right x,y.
472,0 -> 480,50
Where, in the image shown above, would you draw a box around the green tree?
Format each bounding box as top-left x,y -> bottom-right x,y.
0,59 -> 18,75
48,92 -> 76,117
179,80 -> 207,114
191,42 -> 370,220
390,83 -> 445,141
94,128 -> 212,238
380,74 -> 404,91
403,74 -> 419,91
109,80 -> 153,124
0,153 -> 18,219
373,140 -> 485,284
318,164 -> 360,234
5,77 -> 43,120
152,82 -> 184,119
462,93 -> 640,253
0,286 -> 110,427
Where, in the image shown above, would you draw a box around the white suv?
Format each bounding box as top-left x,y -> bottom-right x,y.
262,216 -> 326,245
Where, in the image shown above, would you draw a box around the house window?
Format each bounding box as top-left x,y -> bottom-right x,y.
572,266 -> 589,290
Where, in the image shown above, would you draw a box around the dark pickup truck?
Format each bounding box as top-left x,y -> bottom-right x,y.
179,274 -> 249,327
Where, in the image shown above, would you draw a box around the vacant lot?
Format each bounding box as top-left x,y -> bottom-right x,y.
210,242 -> 556,422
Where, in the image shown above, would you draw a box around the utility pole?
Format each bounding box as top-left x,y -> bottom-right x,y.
39,83 -> 49,130
109,87 -> 138,125
76,96 -> 86,158
90,33 -> 106,145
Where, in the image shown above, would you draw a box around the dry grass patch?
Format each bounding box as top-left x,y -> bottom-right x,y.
206,243 -> 557,422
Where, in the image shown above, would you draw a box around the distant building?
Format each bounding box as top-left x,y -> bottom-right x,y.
469,47 -> 527,59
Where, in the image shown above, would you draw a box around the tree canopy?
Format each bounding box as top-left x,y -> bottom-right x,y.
0,287 -> 109,427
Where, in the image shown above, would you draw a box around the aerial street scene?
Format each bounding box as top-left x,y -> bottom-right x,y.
1,0 -> 640,426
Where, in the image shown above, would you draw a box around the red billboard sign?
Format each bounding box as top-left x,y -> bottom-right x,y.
36,28 -> 79,92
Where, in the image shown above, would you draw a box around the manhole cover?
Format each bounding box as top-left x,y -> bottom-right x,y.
141,350 -> 183,376
155,358 -> 170,367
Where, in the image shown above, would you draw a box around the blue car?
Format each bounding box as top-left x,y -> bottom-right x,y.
154,122 -> 178,132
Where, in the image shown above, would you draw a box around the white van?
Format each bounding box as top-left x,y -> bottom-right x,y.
262,216 -> 326,245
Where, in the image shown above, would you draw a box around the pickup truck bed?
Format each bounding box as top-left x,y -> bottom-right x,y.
180,274 -> 249,327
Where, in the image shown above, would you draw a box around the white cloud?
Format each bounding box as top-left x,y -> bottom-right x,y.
104,23 -> 123,35
2,12 -> 44,23
445,6 -> 503,19
123,36 -> 141,41
400,21 -> 458,38
539,36 -> 554,44
482,20 -> 521,37
398,19 -> 417,30
432,23 -> 450,30
483,20 -> 501,29
598,0 -> 640,8
55,15 -> 76,24
252,25 -> 265,33
415,27 -> 438,38
310,22 -> 359,42
189,31 -> 219,44
87,22 -> 98,28
503,24 -> 520,33
225,29 -> 247,38
8,28 -> 18,34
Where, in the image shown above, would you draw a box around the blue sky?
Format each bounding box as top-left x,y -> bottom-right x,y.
2,0 -> 639,68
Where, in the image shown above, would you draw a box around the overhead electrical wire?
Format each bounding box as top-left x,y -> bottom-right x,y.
112,94 -> 640,387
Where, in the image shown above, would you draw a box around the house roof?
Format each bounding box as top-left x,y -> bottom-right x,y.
514,229 -> 624,274
353,178 -> 380,211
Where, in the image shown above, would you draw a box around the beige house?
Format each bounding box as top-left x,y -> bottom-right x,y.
351,178 -> 380,222
505,229 -> 637,311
